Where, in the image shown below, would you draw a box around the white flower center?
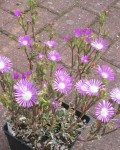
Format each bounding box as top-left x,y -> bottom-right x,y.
101,108 -> 108,117
96,43 -> 103,50
22,91 -> 32,101
23,40 -> 28,46
115,93 -> 120,99
58,82 -> 66,89
0,61 -> 5,69
90,85 -> 99,93
49,43 -> 52,47
81,85 -> 87,91
102,72 -> 108,78
51,56 -> 56,61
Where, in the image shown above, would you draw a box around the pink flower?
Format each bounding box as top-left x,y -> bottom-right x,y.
96,100 -> 114,123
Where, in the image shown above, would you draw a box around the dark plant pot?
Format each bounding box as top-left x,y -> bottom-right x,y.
3,103 -> 90,150
3,123 -> 33,150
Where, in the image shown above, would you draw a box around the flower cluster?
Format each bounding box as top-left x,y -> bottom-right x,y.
75,79 -> 102,96
0,5 -> 119,149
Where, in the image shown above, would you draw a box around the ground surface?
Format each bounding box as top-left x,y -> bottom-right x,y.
0,0 -> 120,150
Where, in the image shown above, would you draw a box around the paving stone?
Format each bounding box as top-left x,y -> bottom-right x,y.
42,0 -> 78,14
0,34 -> 29,73
0,9 -> 14,27
73,127 -> 120,150
0,0 -> 28,12
0,0 -> 5,4
35,7 -> 57,31
1,18 -> 24,36
102,39 -> 120,68
53,7 -> 96,38
114,0 -> 120,8
2,7 -> 57,37
79,0 -> 114,13
91,8 -> 120,39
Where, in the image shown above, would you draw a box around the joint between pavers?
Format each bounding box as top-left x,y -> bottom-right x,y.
58,3 -> 79,18
0,28 -> 17,41
109,0 -> 120,7
37,4 -> 60,16
77,5 -> 98,16
100,57 -> 120,70
111,5 -> 120,9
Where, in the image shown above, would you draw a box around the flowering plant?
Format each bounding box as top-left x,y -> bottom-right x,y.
0,0 -> 120,149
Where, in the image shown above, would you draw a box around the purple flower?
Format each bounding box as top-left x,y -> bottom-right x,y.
14,79 -> 37,108
81,55 -> 90,63
96,100 -> 114,123
26,71 -> 31,77
84,28 -> 92,36
22,74 -> 26,79
0,56 -> 12,73
85,37 -> 92,43
48,50 -> 61,62
97,65 -> 114,81
75,79 -> 89,95
13,72 -> 19,79
36,53 -> 45,60
91,38 -> 108,51
85,79 -> 102,96
54,70 -> 73,94
50,99 -> 61,114
74,28 -> 83,37
65,35 -> 71,41
110,88 -> 120,104
54,70 -> 72,81
44,40 -> 57,48
18,35 -> 32,46
14,10 -> 22,17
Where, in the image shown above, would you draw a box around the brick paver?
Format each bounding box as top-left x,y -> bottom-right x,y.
102,39 -> 120,68
0,0 -> 28,12
41,0 -> 78,14
0,0 -> 120,149
53,7 -> 96,38
0,9 -> 14,27
91,7 -> 120,39
79,0 -> 115,13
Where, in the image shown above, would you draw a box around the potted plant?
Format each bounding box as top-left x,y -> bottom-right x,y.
0,0 -> 120,149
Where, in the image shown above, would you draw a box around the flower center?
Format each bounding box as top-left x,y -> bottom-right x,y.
102,72 -> 108,78
58,82 -> 66,89
22,91 -> 32,101
115,93 -> 120,99
51,56 -> 56,61
90,85 -> 99,93
23,40 -> 28,46
96,43 -> 103,50
0,61 -> 5,69
81,85 -> 87,91
101,108 -> 108,117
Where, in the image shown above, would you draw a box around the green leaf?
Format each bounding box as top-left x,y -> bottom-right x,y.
32,16 -> 37,24
28,0 -> 36,6
18,17 -> 23,26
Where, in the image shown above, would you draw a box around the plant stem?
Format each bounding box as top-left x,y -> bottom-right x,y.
0,73 -> 6,92
30,5 -> 36,42
24,48 -> 33,71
